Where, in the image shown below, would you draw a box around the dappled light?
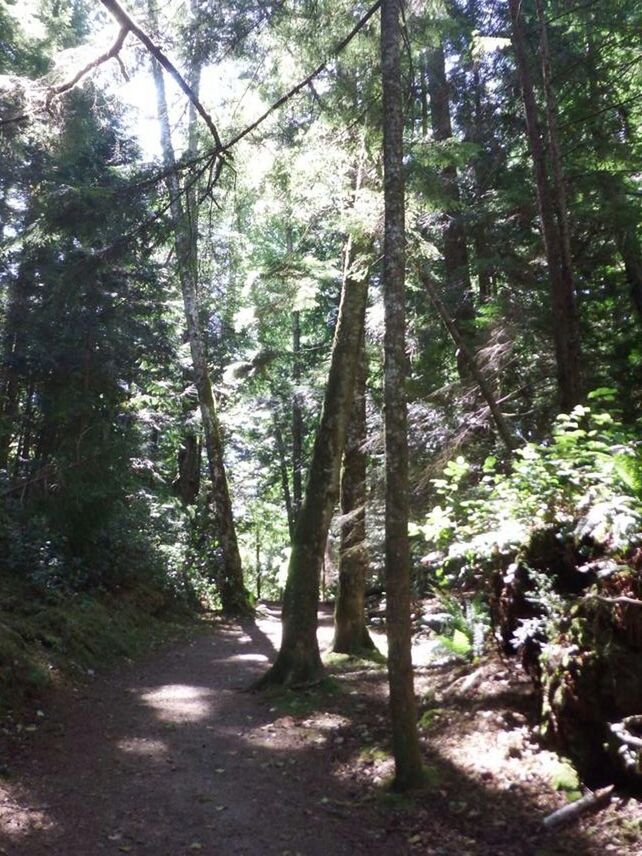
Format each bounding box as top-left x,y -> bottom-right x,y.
139,684 -> 214,723
1,0 -> 641,851
116,737 -> 170,758
227,652 -> 270,663
0,784 -> 57,842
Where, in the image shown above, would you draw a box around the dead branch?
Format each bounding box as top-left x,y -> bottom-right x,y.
222,0 -> 382,151
543,786 -> 613,829
590,594 -> 642,607
47,25 -> 129,104
99,0 -> 223,151
416,262 -> 518,454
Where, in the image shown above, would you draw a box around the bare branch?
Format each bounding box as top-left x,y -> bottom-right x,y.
223,0 -> 382,150
99,0 -> 223,151
47,25 -> 129,103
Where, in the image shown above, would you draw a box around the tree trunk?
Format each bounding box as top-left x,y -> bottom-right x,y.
291,307 -> 304,523
585,28 -> 642,319
425,40 -> 473,331
509,0 -> 582,411
332,337 -> 376,653
255,240 -> 370,688
173,432 -> 201,504
150,41 -> 251,617
381,0 -> 424,791
0,270 -> 28,471
464,8 -> 494,304
273,417 -> 295,540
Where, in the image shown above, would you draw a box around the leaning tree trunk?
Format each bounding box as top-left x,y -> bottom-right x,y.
332,311 -> 375,654
509,0 -> 582,411
255,239 -> 370,688
418,265 -> 517,454
381,0 -> 425,791
150,51 -> 251,617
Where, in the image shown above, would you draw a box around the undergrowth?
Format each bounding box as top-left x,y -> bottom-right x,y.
0,576 -> 195,715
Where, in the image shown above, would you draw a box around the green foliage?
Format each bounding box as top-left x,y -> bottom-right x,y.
433,593 -> 490,660
549,758 -> 580,794
419,404 -> 642,588
0,575 -> 192,714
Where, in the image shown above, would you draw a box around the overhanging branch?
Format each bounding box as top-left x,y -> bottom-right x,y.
99,0 -> 223,151
47,25 -> 129,104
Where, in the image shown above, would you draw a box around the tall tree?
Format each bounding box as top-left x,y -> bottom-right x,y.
256,232 -> 370,687
424,37 -> 474,332
508,0 -> 582,411
150,32 -> 252,616
380,0 -> 424,791
332,333 -> 376,653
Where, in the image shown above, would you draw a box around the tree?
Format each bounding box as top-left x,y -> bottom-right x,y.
150,8 -> 252,617
424,36 -> 474,334
256,228 -> 370,687
380,0 -> 424,791
508,0 -> 582,411
332,332 -> 376,653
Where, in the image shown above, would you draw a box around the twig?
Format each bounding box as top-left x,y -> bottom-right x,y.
47,25 -> 129,104
590,594 -> 642,607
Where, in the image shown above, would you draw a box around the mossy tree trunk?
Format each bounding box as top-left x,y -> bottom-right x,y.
150,36 -> 251,618
381,0 -> 425,791
255,241 -> 369,688
332,337 -> 375,654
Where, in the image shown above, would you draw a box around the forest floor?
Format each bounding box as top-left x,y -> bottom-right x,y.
0,603 -> 641,855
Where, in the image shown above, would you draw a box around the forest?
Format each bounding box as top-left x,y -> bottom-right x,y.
1,0 -> 642,852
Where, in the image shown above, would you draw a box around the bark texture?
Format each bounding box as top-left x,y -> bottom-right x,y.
256,241 -> 369,688
151,43 -> 251,617
381,0 -> 424,791
332,318 -> 375,654
509,0 -> 582,411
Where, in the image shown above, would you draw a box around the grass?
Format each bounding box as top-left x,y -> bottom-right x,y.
323,648 -> 387,670
263,676 -> 343,716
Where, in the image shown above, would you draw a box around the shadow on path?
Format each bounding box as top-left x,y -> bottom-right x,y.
0,607 -> 605,855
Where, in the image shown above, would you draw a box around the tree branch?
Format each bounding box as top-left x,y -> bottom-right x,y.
222,0 -> 382,151
47,25 -> 129,103
99,0 -> 223,151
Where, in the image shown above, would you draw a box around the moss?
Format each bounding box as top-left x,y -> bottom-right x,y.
262,677 -> 343,716
358,745 -> 390,764
419,708 -> 445,730
550,759 -> 580,792
0,578 -> 194,715
323,648 -> 386,670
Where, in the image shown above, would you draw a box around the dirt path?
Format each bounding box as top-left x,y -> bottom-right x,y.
0,606 -> 639,855
0,607 -> 409,856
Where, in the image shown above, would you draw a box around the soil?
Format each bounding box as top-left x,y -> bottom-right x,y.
1,603 -> 641,855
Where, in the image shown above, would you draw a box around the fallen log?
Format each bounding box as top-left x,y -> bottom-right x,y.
543,786 -> 614,830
